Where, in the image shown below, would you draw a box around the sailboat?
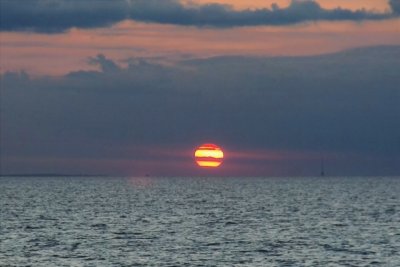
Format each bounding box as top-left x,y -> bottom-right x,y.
320,157 -> 325,177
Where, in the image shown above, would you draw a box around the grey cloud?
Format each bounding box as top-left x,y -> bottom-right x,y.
88,54 -> 121,73
132,0 -> 391,27
390,0 -> 400,13
0,0 -> 398,33
1,46 -> 399,175
0,0 -> 129,33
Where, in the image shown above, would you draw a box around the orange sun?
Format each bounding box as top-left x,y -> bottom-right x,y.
194,143 -> 224,167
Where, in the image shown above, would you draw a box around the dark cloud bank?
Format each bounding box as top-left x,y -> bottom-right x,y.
1,0 -> 399,33
1,46 -> 399,176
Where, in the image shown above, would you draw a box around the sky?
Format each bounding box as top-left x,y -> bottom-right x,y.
1,0 -> 399,177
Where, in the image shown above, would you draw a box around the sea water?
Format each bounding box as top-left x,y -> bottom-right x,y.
1,176 -> 399,266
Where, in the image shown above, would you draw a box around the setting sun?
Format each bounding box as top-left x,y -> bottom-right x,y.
195,144 -> 224,168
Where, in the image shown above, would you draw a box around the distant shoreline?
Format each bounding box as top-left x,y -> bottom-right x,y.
0,174 -> 108,177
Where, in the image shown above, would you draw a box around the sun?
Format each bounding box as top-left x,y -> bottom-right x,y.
194,143 -> 224,167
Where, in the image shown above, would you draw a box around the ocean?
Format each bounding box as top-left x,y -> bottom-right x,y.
1,176 -> 399,266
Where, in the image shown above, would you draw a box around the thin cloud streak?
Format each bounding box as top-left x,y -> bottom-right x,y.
1,0 -> 399,33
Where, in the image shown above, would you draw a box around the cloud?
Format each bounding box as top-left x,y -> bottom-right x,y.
389,0 -> 400,13
1,46 -> 399,175
0,0 -> 398,33
130,0 -> 394,27
88,54 -> 121,73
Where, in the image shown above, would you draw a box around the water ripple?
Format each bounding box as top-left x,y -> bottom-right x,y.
1,176 -> 399,266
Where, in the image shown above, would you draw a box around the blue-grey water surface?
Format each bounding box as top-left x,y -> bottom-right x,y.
1,176 -> 399,266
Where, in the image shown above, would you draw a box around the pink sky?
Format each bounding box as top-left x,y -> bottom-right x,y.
1,0 -> 399,75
